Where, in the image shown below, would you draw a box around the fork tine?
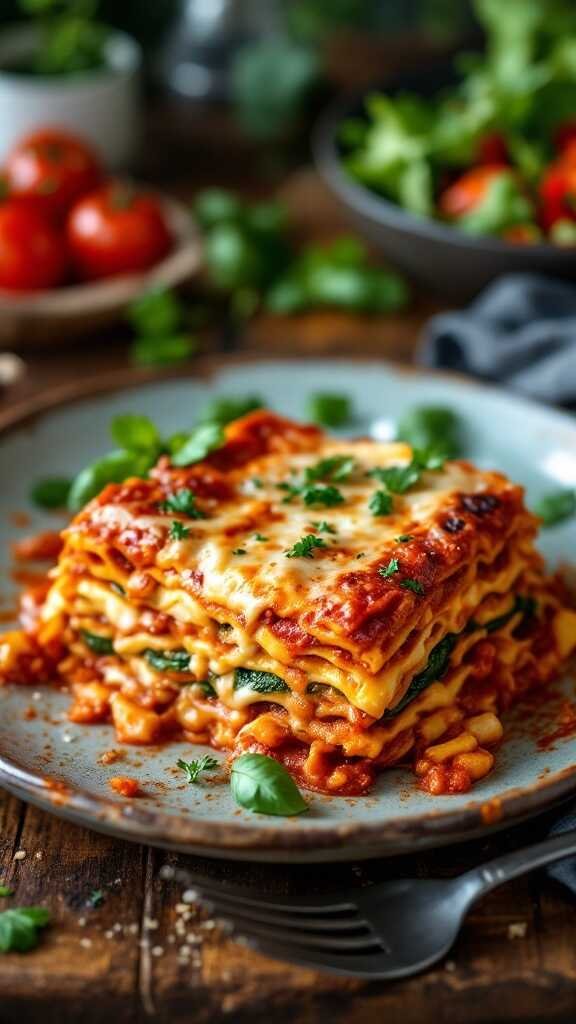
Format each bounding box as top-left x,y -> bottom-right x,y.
199,895 -> 368,933
180,881 -> 356,916
238,934 -> 400,980
211,913 -> 384,953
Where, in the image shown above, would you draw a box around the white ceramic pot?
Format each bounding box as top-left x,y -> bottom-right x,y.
0,24 -> 142,169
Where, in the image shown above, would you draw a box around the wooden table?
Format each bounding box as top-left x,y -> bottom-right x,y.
1,168 -> 576,1024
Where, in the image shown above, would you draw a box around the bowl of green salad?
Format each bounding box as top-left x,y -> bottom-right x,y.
315,0 -> 576,297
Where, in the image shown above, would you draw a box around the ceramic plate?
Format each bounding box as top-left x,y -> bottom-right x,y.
1,357 -> 575,862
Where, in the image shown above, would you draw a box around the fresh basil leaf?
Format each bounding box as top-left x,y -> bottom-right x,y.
307,392 -> 352,428
30,477 -> 72,510
128,287 -> 185,337
194,189 -> 243,228
68,450 -> 156,512
110,415 -> 161,454
171,423 -> 225,468
145,649 -> 191,673
0,907 -> 50,953
230,753 -> 307,816
130,335 -> 197,368
234,668 -> 290,694
80,630 -> 114,655
397,406 -> 462,459
533,489 -> 576,527
199,395 -> 264,426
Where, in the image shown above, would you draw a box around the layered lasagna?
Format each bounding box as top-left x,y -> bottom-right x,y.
2,410 -> 576,796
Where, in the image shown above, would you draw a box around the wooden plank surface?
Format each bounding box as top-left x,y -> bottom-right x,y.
0,168 -> 575,1024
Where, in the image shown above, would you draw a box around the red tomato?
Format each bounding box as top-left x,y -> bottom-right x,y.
67,182 -> 173,280
439,164 -> 506,218
0,200 -> 67,291
476,132 -> 509,166
554,120 -> 576,154
539,148 -> 576,231
5,128 -> 102,220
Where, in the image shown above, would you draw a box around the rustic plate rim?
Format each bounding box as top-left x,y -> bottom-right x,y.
1,354 -> 576,859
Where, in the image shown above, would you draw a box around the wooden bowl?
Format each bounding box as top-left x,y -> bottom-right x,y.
0,193 -> 202,350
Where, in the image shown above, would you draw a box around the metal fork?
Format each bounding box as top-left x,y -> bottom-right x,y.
168,830 -> 576,979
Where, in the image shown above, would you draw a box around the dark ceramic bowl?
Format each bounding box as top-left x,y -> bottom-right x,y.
314,78 -> 576,300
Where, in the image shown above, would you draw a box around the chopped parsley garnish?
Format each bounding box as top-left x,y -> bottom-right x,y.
370,463 -> 421,494
356,552 -> 365,559
251,477 -> 263,489
177,754 -> 219,784
169,520 -> 191,540
159,488 -> 205,519
0,907 -> 50,953
400,578 -> 425,595
232,548 -> 247,555
378,558 -> 400,579
145,649 -> 191,673
307,392 -> 352,428
311,520 -> 336,534
301,484 -> 344,507
369,489 -> 393,516
533,489 -> 576,528
253,533 -> 269,541
110,581 -> 125,596
304,455 -> 355,484
88,889 -> 105,909
80,630 -> 114,655
396,534 -> 414,543
285,535 -> 328,559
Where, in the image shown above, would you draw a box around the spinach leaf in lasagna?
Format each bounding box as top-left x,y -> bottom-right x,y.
234,668 -> 290,693
480,595 -> 536,634
385,633 -> 457,718
145,649 -> 192,673
80,630 -> 114,655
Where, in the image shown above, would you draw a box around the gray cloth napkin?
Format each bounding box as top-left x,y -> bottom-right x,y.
419,273 -> 576,404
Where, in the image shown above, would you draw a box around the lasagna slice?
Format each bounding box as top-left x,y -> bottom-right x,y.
2,410 -> 576,797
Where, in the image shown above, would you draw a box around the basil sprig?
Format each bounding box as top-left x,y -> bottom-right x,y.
0,907 -> 50,953
230,753 -> 307,816
533,489 -> 576,528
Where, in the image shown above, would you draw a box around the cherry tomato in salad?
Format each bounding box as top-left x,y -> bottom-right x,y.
0,199 -> 67,291
67,182 -> 173,281
439,164 -> 507,219
5,128 -> 103,220
476,132 -> 509,166
554,120 -> 576,155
